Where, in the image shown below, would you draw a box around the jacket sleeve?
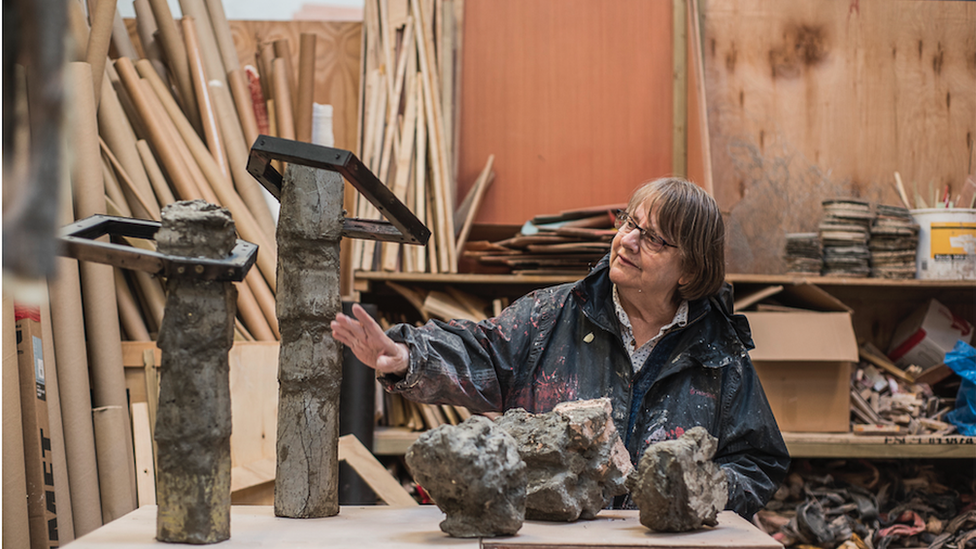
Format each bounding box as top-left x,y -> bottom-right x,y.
379,289 -> 546,413
715,358 -> 791,518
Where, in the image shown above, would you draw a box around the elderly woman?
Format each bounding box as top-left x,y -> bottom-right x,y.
332,177 -> 790,518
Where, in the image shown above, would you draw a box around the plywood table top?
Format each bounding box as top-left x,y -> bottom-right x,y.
69,505 -> 782,549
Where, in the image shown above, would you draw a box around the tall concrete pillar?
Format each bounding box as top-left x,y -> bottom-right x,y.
273,165 -> 344,518
154,200 -> 237,543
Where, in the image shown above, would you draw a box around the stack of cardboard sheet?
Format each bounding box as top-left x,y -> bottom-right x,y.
869,205 -> 919,279
819,199 -> 874,277
783,232 -> 822,275
463,205 -> 623,275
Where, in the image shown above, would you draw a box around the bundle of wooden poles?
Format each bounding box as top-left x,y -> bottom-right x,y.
4,0 -> 338,543
354,0 -> 494,275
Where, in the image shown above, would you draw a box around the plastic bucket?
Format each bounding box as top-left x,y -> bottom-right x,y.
910,208 -> 976,280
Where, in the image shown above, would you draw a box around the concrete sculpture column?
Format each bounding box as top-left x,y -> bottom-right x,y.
273,164 -> 344,518
154,200 -> 237,543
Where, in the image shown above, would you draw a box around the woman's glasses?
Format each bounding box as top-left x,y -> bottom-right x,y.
614,210 -> 677,254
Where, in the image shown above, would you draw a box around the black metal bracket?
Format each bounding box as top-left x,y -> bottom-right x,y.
246,135 -> 431,245
59,215 -> 258,282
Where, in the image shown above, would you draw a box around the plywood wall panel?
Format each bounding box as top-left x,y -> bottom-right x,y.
702,0 -> 976,273
457,0 -> 675,226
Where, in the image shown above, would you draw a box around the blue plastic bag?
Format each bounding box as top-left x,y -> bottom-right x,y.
944,340 -> 976,436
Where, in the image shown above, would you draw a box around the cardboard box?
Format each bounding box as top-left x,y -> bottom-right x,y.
886,298 -> 974,370
15,306 -> 59,549
742,284 -> 858,433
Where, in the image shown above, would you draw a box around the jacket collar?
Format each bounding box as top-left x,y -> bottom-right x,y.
574,254 -> 755,371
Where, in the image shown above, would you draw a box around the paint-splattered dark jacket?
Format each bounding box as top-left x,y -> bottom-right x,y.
382,255 -> 790,518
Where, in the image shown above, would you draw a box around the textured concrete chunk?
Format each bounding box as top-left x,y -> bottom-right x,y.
494,398 -> 632,521
274,165 -> 345,518
627,426 -> 728,532
405,416 -> 526,538
155,200 -> 237,544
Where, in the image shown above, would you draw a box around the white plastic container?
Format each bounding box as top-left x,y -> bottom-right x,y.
910,208 -> 976,280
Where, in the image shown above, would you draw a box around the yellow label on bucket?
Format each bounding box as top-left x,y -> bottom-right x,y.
931,222 -> 976,259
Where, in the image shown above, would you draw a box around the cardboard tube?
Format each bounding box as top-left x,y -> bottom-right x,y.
228,69 -> 260,147
112,9 -> 139,60
210,79 -> 277,242
115,269 -> 151,341
102,160 -> 133,217
206,0 -> 239,72
100,138 -> 160,220
2,294 -> 31,548
183,16 -> 230,179
69,62 -> 137,518
48,184 -> 103,536
98,69 -> 161,219
40,290 -> 76,543
115,58 -> 205,203
85,0 -> 117,106
92,406 -> 138,522
258,43 -> 276,101
132,270 -> 166,334
272,58 -> 296,142
273,39 -> 299,125
133,0 -> 169,84
245,270 -> 279,339
245,66 -> 270,136
235,277 -> 274,341
67,0 -> 91,63
295,33 -> 317,143
147,0 -> 201,133
179,0 -> 227,88
136,59 -> 278,289
136,139 -> 177,207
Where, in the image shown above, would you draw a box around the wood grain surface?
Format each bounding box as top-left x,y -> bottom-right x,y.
703,0 -> 976,273
457,0 -> 675,226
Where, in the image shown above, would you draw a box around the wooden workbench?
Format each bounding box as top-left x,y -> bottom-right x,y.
69,505 -> 782,548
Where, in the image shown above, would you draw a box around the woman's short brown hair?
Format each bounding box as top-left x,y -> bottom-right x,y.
627,177 -> 725,301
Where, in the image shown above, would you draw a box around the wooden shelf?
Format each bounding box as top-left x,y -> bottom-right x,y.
373,426 -> 975,459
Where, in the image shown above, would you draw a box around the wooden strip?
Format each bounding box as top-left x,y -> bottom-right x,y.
733,285 -> 784,312
454,154 -> 494,256
860,343 -> 915,383
414,77 -> 430,273
295,33 -> 317,143
445,286 -> 488,321
687,0 -> 713,195
338,434 -> 417,506
183,16 -> 230,179
412,1 -> 457,272
672,0 -> 688,177
382,75 -> 419,271
130,402 -> 157,506
85,0 -> 118,107
147,0 -> 201,133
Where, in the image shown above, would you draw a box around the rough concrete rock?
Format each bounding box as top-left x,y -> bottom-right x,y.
626,426 -> 728,532
494,398 -> 632,521
406,416 -> 526,537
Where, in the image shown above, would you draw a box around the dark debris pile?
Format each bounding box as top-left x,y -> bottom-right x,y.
757,459 -> 975,549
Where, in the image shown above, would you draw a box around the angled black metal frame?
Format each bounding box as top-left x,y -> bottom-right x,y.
246,135 -> 431,245
58,215 -> 258,282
